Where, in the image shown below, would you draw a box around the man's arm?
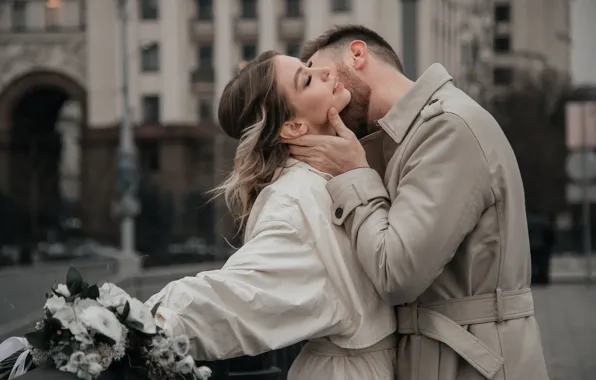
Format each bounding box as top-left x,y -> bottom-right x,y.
327,114 -> 494,305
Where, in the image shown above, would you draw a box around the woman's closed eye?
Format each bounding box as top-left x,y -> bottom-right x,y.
304,61 -> 313,88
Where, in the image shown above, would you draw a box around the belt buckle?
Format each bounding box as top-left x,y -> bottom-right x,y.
495,288 -> 504,323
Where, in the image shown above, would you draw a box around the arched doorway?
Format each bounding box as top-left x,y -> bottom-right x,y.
0,71 -> 86,250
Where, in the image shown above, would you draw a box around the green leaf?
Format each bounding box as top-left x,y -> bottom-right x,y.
119,301 -> 131,323
45,318 -> 62,333
66,267 -> 83,294
25,330 -> 49,350
150,302 -> 161,318
86,285 -> 100,300
61,345 -> 74,357
60,329 -> 73,341
126,321 -> 144,331
51,288 -> 66,298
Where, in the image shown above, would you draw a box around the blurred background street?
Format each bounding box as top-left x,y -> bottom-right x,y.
0,0 -> 595,379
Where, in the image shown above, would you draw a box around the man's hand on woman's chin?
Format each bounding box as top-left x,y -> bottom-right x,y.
283,108 -> 369,176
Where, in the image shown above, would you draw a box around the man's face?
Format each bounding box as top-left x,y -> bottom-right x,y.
307,51 -> 372,138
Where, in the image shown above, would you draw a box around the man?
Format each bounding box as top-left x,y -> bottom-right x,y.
286,25 -> 549,380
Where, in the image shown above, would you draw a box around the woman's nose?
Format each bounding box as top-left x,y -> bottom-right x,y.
307,66 -> 330,80
319,67 -> 330,81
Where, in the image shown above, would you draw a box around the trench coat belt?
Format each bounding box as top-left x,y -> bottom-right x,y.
303,334 -> 396,357
397,288 -> 534,379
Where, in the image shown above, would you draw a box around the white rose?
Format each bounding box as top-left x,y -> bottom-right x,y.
52,304 -> 90,339
175,355 -> 195,375
55,284 -> 70,297
79,306 -> 123,344
74,298 -> 101,312
195,366 -> 212,380
97,283 -> 130,309
44,295 -> 66,314
53,306 -> 75,327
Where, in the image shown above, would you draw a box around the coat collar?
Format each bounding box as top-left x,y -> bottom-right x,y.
377,63 -> 453,144
273,157 -> 333,182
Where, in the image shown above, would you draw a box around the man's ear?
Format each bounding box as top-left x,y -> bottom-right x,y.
348,40 -> 368,70
280,120 -> 308,140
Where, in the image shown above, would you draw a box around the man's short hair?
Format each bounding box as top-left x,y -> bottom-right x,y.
300,25 -> 403,72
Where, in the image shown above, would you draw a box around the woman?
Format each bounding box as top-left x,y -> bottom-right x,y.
145,51 -> 397,380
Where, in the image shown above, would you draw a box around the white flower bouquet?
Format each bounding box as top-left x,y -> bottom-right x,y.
0,267 -> 211,380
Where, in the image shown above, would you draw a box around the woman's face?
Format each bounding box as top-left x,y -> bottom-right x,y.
274,55 -> 351,136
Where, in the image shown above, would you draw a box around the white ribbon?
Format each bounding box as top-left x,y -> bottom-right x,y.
0,337 -> 33,379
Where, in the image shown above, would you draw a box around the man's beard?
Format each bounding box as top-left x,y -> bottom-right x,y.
336,63 -> 372,139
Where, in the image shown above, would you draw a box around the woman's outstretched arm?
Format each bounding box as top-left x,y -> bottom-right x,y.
145,218 -> 350,361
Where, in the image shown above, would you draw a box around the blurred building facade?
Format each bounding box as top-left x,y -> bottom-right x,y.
571,0 -> 596,86
0,0 -> 573,250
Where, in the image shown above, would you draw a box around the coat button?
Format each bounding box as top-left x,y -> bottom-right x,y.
334,208 -> 343,218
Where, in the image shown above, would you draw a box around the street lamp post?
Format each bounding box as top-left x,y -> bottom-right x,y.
113,0 -> 139,256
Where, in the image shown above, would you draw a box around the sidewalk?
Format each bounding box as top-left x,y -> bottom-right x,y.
533,284 -> 596,380
550,253 -> 596,281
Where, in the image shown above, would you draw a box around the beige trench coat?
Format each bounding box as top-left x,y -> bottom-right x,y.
326,64 -> 549,380
146,159 -> 397,380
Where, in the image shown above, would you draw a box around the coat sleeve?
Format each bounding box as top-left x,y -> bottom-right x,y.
144,218 -> 349,361
326,113 -> 494,305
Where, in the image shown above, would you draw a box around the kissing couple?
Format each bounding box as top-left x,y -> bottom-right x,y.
5,25 -> 550,380
144,25 -> 550,380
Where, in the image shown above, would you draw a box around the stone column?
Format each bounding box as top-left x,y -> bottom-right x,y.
56,100 -> 82,203
304,0 -> 329,41
87,0 -> 119,126
214,0 -> 234,112
258,0 -> 278,52
160,0 -> 192,124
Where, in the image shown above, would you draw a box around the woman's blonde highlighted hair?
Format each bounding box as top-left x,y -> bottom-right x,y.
211,51 -> 295,233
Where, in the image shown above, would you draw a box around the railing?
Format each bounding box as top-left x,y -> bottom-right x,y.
0,0 -> 86,33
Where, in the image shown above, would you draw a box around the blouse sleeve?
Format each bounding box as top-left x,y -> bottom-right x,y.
145,218 -> 350,361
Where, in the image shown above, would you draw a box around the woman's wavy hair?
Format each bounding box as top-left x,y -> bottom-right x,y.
211,51 -> 295,233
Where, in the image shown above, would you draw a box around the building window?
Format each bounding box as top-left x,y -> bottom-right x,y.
198,44 -> 213,68
241,0 -> 257,19
199,100 -> 213,121
141,43 -> 160,72
142,95 -> 160,123
242,43 -> 257,61
139,142 -> 160,172
286,41 -> 301,57
493,67 -> 513,86
494,4 -> 510,23
197,0 -> 212,20
286,0 -> 301,17
493,36 -> 510,53
331,0 -> 351,12
11,1 -> 27,31
140,0 -> 159,20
